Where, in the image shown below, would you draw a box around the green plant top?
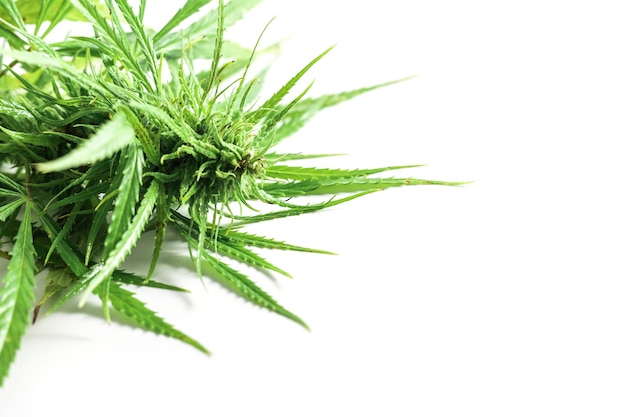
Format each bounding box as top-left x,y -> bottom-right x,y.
0,0 -> 463,386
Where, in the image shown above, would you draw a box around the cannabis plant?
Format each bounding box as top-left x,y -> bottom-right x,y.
0,0 -> 461,385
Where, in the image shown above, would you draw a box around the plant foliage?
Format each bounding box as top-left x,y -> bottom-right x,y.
0,0 -> 463,385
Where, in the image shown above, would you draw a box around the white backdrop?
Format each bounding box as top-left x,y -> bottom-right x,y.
1,1 -> 626,416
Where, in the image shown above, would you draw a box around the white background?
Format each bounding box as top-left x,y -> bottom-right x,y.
2,0 -> 626,415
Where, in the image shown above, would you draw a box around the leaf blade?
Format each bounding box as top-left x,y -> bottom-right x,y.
153,0 -> 214,44
79,181 -> 159,307
175,222 -> 308,329
264,164 -> 422,181
250,46 -> 334,125
0,198 -> 24,222
36,112 -> 135,173
101,281 -> 209,354
103,142 -> 143,257
0,204 -> 36,386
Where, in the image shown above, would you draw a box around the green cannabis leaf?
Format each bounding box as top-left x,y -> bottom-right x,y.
0,0 -> 465,385
0,201 -> 35,387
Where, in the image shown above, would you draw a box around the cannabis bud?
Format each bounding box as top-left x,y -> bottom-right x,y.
0,0 -> 462,386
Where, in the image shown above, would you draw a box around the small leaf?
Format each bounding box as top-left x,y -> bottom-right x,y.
153,0 -> 214,43
100,281 -> 209,354
103,142 -> 143,257
264,164 -> 422,181
170,210 -> 332,254
0,173 -> 26,194
176,222 -> 307,329
84,198 -> 112,265
79,181 -> 159,307
264,152 -> 345,162
232,190 -> 380,225
0,198 -> 23,222
218,229 -> 334,255
271,78 -> 413,144
250,46 -> 334,124
113,0 -> 160,90
112,270 -> 189,293
118,106 -> 160,166
146,183 -> 169,281
201,250 -> 308,329
33,267 -> 75,323
0,49 -> 112,96
44,200 -> 84,265
262,178 -> 468,198
37,209 -> 89,278
217,240 -> 292,278
0,0 -> 27,30
155,0 -> 263,51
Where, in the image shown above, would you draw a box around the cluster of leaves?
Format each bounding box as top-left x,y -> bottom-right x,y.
0,0 -> 460,386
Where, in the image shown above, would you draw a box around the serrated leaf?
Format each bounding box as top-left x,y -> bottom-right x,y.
0,173 -> 26,194
217,240 -> 292,278
155,0 -> 262,51
66,0 -> 150,92
146,183 -> 169,281
0,124 -> 60,149
250,46 -> 333,124
200,249 -> 308,329
99,281 -> 209,354
37,209 -> 89,278
79,181 -> 159,307
262,177 -> 466,198
257,81 -> 314,141
232,190 -> 380,225
118,106 -> 160,166
264,152 -> 345,162
170,210 -> 333,254
0,204 -> 36,386
111,270 -> 189,293
175,222 -> 307,329
219,229 -> 334,254
0,0 -> 463,374
265,164 -> 421,181
44,200 -> 83,265
45,182 -> 109,212
44,160 -> 111,211
104,142 -> 143,257
113,0 -> 160,90
0,198 -> 23,222
153,0 -> 214,43
203,0 -> 225,99
0,49 -> 113,96
36,112 -> 135,173
271,78 -> 412,144
127,101 -> 201,150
